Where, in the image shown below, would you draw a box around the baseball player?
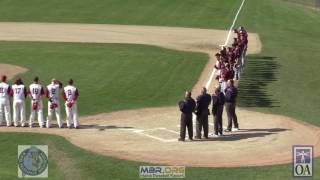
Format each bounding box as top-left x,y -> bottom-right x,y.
45,79 -> 62,128
28,77 -> 44,128
62,79 -> 79,129
10,78 -> 27,127
0,75 -> 12,126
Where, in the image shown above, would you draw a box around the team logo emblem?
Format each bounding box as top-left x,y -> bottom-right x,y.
18,145 -> 48,178
293,146 -> 313,177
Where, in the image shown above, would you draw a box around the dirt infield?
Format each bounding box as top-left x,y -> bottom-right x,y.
0,64 -> 28,80
0,22 -> 319,167
2,107 -> 319,167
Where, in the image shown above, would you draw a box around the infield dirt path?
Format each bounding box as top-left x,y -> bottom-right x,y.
0,22 -> 319,167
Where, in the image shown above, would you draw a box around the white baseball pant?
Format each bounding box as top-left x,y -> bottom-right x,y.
0,98 -> 11,126
220,81 -> 228,94
13,100 -> 26,127
241,45 -> 247,69
47,101 -> 61,128
65,103 -> 78,128
29,100 -> 44,127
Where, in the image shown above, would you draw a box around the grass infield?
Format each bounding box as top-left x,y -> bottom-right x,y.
0,42 -> 207,116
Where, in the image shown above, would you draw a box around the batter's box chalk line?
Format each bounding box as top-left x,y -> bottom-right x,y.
128,127 -> 179,143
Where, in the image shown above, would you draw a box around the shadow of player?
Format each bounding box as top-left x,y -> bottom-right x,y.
79,124 -> 134,131
190,128 -> 290,142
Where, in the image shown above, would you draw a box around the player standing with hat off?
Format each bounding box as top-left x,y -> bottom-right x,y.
11,78 -> 27,127
45,79 -> 62,128
0,75 -> 12,126
63,79 -> 79,129
28,77 -> 45,128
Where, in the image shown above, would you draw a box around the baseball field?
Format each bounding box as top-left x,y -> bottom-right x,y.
0,0 -> 319,179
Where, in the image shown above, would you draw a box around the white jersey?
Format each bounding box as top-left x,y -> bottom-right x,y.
64,85 -> 78,102
47,83 -> 60,101
12,84 -> 26,101
29,83 -> 43,100
0,82 -> 10,99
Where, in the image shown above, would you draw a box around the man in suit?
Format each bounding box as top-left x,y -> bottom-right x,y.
178,91 -> 196,141
195,87 -> 211,139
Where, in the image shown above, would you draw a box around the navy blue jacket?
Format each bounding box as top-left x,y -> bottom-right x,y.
196,93 -> 211,113
178,97 -> 196,114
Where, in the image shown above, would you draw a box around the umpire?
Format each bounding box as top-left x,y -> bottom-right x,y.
212,87 -> 225,136
178,91 -> 196,141
224,80 -> 239,132
195,87 -> 211,139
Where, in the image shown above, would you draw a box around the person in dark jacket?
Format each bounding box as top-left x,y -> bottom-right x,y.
224,80 -> 239,132
178,91 -> 196,141
212,87 -> 225,137
195,87 -> 211,139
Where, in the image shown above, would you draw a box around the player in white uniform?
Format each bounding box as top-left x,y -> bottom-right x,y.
45,79 -> 62,128
63,79 -> 79,129
28,77 -> 44,128
11,78 -> 27,127
0,75 -> 12,126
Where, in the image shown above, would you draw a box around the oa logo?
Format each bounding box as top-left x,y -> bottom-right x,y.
293,146 -> 313,177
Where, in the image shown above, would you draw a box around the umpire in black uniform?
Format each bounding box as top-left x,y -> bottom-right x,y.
224,80 -> 239,132
212,87 -> 225,136
195,87 -> 211,139
178,91 -> 196,141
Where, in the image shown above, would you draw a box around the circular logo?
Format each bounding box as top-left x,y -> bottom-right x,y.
18,146 -> 48,176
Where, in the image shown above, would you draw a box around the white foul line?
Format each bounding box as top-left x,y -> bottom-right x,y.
205,0 -> 246,90
223,0 -> 246,46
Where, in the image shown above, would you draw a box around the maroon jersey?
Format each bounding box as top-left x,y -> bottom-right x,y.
220,68 -> 231,81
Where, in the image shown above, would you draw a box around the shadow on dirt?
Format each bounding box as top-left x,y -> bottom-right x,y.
190,128 -> 290,142
80,124 -> 134,131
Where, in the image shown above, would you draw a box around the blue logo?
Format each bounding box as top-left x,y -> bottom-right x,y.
293,146 -> 313,177
18,145 -> 48,178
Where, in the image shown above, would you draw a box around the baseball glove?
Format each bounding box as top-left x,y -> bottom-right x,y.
50,103 -> 58,109
67,101 -> 73,108
32,101 -> 38,110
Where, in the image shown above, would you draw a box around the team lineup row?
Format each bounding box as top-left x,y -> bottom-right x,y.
0,76 -> 79,128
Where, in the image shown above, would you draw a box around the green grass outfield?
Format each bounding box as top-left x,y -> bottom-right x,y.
0,42 -> 207,116
0,0 -> 319,179
0,0 -> 239,29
